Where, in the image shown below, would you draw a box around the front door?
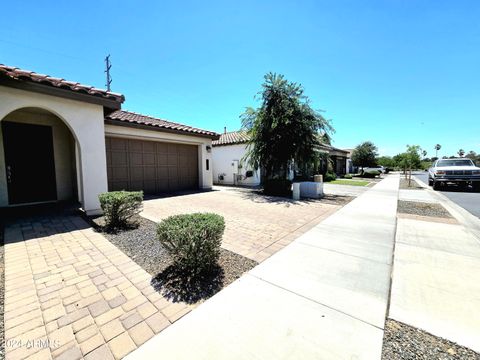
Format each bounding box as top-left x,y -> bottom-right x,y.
2,121 -> 57,204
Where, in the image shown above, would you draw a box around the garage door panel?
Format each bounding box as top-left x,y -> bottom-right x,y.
156,166 -> 169,179
167,154 -> 177,166
143,153 -> 155,166
111,138 -> 128,150
106,137 -> 198,194
129,153 -> 143,166
112,167 -> 128,180
111,152 -> 128,166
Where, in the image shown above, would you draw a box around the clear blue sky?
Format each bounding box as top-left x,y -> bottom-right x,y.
1,0 -> 479,157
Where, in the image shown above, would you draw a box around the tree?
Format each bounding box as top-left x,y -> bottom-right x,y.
397,145 -> 422,186
241,72 -> 333,193
458,149 -> 465,157
466,151 -> 480,165
434,144 -> 441,158
351,141 -> 378,172
376,156 -> 395,169
422,150 -> 427,159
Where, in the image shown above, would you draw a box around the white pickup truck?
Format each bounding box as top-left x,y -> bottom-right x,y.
428,158 -> 480,191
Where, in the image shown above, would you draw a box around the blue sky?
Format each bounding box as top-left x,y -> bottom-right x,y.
1,0 -> 479,157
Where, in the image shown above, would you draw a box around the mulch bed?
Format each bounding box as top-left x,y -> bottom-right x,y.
397,200 -> 453,218
400,177 -> 424,190
0,222 -> 4,360
382,319 -> 480,359
88,216 -> 258,304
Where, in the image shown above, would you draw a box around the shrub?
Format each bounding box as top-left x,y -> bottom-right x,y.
263,179 -> 292,196
362,170 -> 380,178
324,172 -> 337,182
343,174 -> 353,179
157,213 -> 225,274
99,191 -> 143,229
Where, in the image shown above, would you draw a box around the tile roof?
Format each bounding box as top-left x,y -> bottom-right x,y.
212,130 -> 250,146
105,110 -> 219,139
0,64 -> 125,103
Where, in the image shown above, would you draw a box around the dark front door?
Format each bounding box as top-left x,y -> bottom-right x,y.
2,121 -> 57,204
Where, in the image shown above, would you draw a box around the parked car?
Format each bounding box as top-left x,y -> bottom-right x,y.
428,158 -> 480,190
363,166 -> 385,174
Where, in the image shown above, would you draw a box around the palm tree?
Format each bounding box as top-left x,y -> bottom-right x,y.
422,150 -> 427,159
434,144 -> 441,158
458,149 -> 465,157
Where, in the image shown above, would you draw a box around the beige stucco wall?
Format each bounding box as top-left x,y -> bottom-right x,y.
0,109 -> 76,203
0,85 -> 108,214
104,124 -> 214,189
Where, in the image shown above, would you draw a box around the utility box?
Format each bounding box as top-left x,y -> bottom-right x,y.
313,174 -> 323,183
299,182 -> 324,199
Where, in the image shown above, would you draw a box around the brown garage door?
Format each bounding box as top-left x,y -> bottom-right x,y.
106,137 -> 199,194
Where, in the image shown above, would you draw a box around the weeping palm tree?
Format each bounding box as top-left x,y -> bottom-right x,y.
434,144 -> 441,158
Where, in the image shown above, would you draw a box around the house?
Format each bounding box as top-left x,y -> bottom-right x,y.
211,129 -> 350,186
211,129 -> 261,186
0,64 -> 219,215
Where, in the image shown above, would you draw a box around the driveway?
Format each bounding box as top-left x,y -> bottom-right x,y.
141,186 -> 349,263
415,172 -> 480,218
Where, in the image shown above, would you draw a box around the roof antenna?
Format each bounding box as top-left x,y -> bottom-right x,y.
104,54 -> 112,92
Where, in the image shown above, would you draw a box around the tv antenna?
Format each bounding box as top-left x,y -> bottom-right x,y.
104,54 -> 112,91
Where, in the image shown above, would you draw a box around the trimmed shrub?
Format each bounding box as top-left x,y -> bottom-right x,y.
324,172 -> 337,182
99,191 -> 143,229
362,170 -> 381,178
157,213 -> 225,274
263,179 -> 292,196
343,174 -> 353,179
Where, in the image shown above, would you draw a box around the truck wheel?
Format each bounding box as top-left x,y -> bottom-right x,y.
473,183 -> 480,192
428,178 -> 433,186
433,181 -> 441,190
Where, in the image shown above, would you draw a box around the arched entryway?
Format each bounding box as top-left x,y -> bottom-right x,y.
0,107 -> 80,207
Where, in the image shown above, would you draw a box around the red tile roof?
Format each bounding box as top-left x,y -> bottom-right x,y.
0,64 -> 125,103
212,130 -> 250,146
105,110 -> 219,139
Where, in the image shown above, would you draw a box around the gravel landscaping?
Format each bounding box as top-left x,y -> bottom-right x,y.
398,200 -> 453,218
88,216 -> 258,304
382,319 -> 480,359
400,177 -> 424,190
0,222 -> 4,360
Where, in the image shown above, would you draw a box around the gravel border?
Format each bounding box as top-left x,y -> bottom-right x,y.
382,319 -> 480,359
0,222 -> 4,360
87,216 -> 258,304
397,200 -> 453,218
400,177 -> 424,190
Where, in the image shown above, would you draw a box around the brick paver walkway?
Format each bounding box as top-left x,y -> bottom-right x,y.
3,216 -> 193,360
142,186 -> 343,262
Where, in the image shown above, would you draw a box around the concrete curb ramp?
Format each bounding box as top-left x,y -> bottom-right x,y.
126,175 -> 400,360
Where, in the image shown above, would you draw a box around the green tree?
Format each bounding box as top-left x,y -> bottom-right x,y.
458,149 -> 465,157
397,145 -> 422,186
466,151 -> 479,165
351,141 -> 378,171
241,73 -> 333,193
376,156 -> 395,169
434,144 -> 441,158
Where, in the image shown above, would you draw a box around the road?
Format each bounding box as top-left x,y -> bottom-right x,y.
415,172 -> 480,218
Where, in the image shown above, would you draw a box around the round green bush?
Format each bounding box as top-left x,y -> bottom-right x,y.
157,213 -> 225,274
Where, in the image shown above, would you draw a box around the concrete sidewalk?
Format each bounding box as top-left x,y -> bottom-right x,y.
127,175 -> 400,360
390,178 -> 480,353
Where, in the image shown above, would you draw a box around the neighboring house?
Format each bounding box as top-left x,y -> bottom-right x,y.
344,148 -> 354,174
211,130 -> 350,186
317,143 -> 350,176
211,130 -> 261,186
0,64 -> 219,215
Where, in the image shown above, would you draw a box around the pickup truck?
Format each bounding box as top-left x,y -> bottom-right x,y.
428,158 -> 480,190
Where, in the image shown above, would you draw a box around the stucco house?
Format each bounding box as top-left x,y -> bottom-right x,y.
212,129 -> 350,186
0,64 -> 219,215
211,130 -> 261,186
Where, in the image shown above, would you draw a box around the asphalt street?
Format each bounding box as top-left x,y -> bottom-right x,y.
415,172 -> 480,218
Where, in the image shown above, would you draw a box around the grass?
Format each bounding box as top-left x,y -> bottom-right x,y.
328,179 -> 370,186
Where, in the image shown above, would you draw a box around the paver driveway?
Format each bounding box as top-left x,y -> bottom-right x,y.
142,186 -> 347,262
3,215 -> 194,360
